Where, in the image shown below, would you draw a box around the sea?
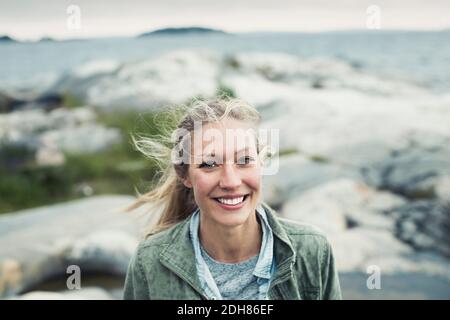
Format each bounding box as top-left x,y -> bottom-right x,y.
0,30 -> 449,94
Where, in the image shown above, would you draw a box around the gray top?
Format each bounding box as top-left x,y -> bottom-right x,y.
200,245 -> 260,300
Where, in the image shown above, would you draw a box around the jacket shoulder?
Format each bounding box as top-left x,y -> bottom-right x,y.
277,217 -> 342,300
136,220 -> 186,257
278,217 -> 328,239
276,217 -> 332,252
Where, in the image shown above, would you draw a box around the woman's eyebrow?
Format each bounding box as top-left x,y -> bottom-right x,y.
199,145 -> 254,158
202,147 -> 250,156
202,152 -> 216,157
235,147 -> 251,154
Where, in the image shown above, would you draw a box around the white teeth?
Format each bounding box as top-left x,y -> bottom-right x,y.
217,196 -> 245,205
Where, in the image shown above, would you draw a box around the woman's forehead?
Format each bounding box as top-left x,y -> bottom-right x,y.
191,119 -> 258,156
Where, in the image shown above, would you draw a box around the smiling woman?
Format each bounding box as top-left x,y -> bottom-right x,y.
123,97 -> 342,300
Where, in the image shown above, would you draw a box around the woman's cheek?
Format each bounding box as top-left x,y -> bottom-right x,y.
194,172 -> 216,194
243,168 -> 261,189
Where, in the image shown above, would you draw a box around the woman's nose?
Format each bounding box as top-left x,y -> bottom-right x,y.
219,164 -> 241,189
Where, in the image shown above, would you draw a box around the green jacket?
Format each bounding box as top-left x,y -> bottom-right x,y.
123,202 -> 342,300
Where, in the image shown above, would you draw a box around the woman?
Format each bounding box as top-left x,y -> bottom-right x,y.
123,97 -> 342,300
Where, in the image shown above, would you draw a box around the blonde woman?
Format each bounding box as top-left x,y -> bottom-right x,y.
123,97 -> 342,300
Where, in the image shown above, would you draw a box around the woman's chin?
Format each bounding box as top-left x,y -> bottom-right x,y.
212,205 -> 256,227
199,195 -> 258,227
214,216 -> 250,228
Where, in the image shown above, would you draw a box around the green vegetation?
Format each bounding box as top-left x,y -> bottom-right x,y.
0,106 -> 179,214
406,188 -> 435,200
139,27 -> 227,37
310,154 -> 330,163
278,148 -> 299,157
0,165 -> 77,213
276,147 -> 330,163
256,66 -> 283,82
62,92 -> 85,109
216,83 -> 237,98
224,56 -> 241,70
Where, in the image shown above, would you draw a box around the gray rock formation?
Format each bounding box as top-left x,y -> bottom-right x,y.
52,51 -> 221,110
0,107 -> 122,167
360,131 -> 450,200
280,178 -> 450,280
12,287 -> 113,300
390,200 -> 450,258
0,195 -> 158,298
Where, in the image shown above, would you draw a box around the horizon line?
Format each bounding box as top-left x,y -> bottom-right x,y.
2,26 -> 450,42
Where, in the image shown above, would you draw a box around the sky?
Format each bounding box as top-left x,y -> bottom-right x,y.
1,0 -> 449,41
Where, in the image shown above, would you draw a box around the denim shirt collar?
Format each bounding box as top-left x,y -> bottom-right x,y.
189,203 -> 275,299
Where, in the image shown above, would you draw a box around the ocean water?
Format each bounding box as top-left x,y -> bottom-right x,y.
0,31 -> 449,93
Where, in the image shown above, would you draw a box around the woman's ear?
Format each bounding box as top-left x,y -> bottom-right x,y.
257,150 -> 266,167
182,176 -> 192,189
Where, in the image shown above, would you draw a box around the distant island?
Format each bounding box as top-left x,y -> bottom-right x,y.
0,35 -> 16,42
0,35 -> 54,43
139,27 -> 228,37
39,36 -> 55,42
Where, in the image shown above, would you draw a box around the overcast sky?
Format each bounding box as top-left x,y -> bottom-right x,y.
1,0 -> 449,40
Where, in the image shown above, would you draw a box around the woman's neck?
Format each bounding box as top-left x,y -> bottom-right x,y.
199,212 -> 262,263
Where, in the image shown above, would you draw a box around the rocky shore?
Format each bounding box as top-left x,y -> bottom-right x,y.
1,50 -> 449,299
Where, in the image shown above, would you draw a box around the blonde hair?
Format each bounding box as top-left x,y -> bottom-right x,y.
125,96 -> 264,237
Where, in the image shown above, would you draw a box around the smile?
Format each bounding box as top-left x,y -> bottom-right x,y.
212,194 -> 250,210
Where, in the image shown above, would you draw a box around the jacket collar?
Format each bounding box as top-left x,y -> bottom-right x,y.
158,216 -> 207,298
261,202 -> 298,299
158,201 -> 296,299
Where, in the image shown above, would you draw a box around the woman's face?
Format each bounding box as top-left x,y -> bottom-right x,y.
183,118 -> 262,228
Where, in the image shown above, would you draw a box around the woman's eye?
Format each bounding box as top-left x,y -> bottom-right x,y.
199,160 -> 217,168
238,156 -> 254,165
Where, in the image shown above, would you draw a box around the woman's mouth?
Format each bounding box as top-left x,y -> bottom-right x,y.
212,194 -> 250,210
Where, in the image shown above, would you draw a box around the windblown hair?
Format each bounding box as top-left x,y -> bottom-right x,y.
125,96 -> 265,237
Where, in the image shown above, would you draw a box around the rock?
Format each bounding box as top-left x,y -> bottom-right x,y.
52,51 -> 221,110
434,175 -> 450,201
65,230 -> 139,275
326,226 -> 450,280
35,143 -> 65,166
72,60 -> 120,79
0,92 -> 25,113
0,92 -> 64,113
361,131 -> 450,200
330,228 -> 412,274
0,195 -> 158,298
282,195 -> 347,235
222,52 -> 428,99
219,52 -> 450,177
39,124 -> 122,154
30,93 -> 64,112
279,178 -> 450,280
340,271 -> 450,300
50,60 -> 120,103
0,107 -> 121,160
0,259 -> 22,297
39,50 -> 450,126
13,287 -> 113,300
2,49 -> 450,298
280,178 -> 404,234
261,154 -> 353,208
390,201 -> 450,258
